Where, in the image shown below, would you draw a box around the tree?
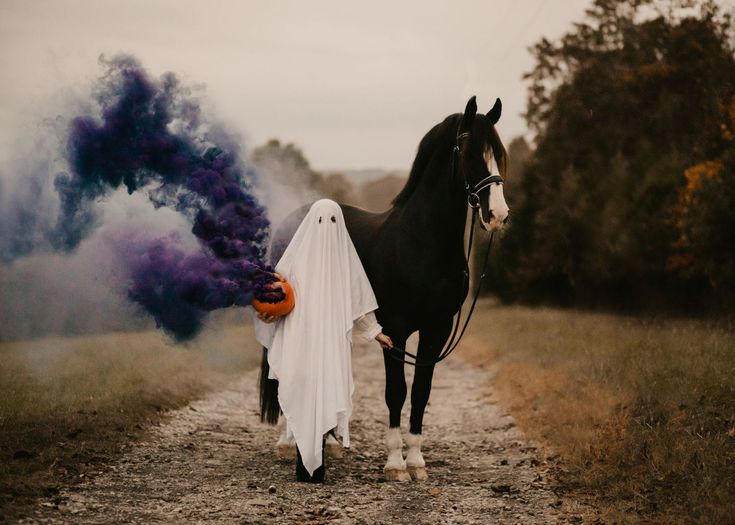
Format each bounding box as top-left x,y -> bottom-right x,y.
495,0 -> 735,310
313,173 -> 361,207
670,145 -> 735,307
251,139 -> 322,198
251,139 -> 362,210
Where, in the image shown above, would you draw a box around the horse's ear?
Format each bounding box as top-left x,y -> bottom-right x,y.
487,98 -> 502,124
460,96 -> 477,131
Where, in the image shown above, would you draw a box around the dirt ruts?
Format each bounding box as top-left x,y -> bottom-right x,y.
25,339 -> 595,524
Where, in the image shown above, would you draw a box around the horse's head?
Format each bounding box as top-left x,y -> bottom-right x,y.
456,96 -> 509,232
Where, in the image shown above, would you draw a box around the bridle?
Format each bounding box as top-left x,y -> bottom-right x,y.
455,130 -> 505,211
386,128 -> 503,367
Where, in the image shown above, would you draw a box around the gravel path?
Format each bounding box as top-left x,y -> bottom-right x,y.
26,339 -> 593,524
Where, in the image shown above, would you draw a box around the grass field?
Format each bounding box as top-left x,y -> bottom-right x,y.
463,301 -> 735,524
0,314 -> 262,520
3,303 -> 733,523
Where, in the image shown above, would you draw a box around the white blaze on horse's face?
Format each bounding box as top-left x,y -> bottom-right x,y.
482,148 -> 509,231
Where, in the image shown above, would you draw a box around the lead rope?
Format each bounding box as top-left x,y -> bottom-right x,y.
385,226 -> 495,367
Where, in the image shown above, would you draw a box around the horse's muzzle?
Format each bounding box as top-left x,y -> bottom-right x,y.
480,209 -> 508,232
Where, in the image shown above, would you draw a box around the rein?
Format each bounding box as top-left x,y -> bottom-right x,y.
386,129 -> 502,367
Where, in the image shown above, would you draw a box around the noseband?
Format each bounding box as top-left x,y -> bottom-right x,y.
452,131 -> 505,209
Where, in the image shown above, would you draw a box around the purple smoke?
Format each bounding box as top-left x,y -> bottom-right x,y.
124,236 -> 273,341
52,55 -> 281,340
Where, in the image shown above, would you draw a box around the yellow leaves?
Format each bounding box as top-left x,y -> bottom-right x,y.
668,160 -> 722,274
683,160 -> 722,204
675,160 -> 720,225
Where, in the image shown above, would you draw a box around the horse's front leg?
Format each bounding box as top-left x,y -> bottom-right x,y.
407,319 -> 452,481
382,337 -> 410,481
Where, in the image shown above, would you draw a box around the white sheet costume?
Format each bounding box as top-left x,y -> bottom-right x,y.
254,199 -> 382,476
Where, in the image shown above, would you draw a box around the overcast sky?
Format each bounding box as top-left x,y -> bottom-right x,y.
1,0 -> 726,171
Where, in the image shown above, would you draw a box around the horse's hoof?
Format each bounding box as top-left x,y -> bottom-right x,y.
276,443 -> 297,459
325,433 -> 343,458
325,442 -> 343,459
384,468 -> 412,482
407,466 -> 428,481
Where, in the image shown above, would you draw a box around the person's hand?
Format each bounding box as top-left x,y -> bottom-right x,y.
257,312 -> 280,324
375,333 -> 393,349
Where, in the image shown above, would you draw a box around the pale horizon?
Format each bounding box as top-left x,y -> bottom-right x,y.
2,0 -> 733,171
0,0 -> 596,172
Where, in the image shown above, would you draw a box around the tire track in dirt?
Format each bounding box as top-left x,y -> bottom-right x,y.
26,339 -> 594,524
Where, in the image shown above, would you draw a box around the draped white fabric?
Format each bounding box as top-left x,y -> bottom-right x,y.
254,199 -> 379,475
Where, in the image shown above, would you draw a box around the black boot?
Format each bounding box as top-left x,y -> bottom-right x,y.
295,439 -> 326,483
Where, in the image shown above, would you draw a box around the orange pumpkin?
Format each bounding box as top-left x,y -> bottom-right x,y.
252,273 -> 295,317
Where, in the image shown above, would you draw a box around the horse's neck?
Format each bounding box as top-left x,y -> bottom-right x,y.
400,152 -> 468,247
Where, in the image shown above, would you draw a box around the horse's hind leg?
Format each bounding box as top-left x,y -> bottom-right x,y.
275,415 -> 296,459
382,342 -> 410,481
325,431 -> 343,458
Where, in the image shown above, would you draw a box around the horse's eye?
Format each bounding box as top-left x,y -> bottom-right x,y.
318,216 -> 322,224
331,216 -> 336,223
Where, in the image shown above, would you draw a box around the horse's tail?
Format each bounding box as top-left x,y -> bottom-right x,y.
258,346 -> 280,425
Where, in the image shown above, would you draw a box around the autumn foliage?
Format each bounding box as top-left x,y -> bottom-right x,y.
493,0 -> 735,311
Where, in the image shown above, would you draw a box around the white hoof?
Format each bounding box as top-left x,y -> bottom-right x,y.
384,468 -> 412,482
384,427 -> 409,481
405,433 -> 427,481
275,416 -> 295,459
407,465 -> 428,481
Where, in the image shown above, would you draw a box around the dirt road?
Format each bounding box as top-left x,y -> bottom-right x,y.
26,339 -> 593,524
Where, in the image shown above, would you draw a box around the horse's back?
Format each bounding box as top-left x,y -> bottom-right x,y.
340,204 -> 391,258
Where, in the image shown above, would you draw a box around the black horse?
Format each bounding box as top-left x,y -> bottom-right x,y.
260,96 -> 509,481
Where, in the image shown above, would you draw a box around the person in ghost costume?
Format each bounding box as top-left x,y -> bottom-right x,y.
254,199 -> 393,483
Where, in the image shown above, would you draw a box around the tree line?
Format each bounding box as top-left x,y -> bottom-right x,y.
489,0 -> 735,312
251,139 -> 406,213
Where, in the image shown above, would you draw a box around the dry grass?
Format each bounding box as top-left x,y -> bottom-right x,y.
462,301 -> 735,524
0,316 -> 261,519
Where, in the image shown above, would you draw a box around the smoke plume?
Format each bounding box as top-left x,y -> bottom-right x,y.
1,55 -> 283,341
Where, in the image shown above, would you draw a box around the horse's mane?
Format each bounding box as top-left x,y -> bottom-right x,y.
392,113 -> 508,207
392,114 -> 461,206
